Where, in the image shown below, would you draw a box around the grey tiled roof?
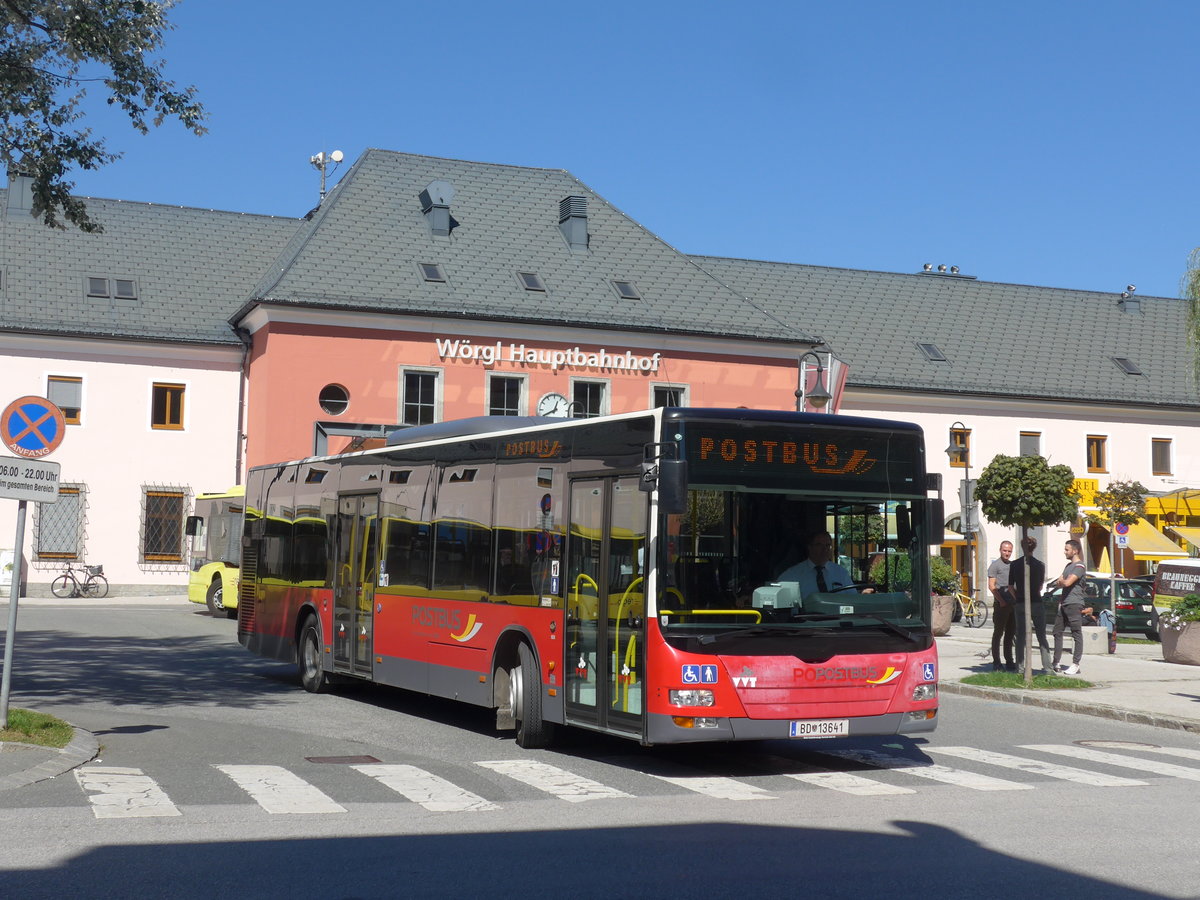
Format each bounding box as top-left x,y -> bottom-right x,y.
239,149 -> 809,343
693,256 -> 1196,408
0,190 -> 298,345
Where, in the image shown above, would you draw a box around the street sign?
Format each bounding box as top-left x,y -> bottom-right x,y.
0,456 -> 61,504
0,396 -> 65,458
1115,520 -> 1130,548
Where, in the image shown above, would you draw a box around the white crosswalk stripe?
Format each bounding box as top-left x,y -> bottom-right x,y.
820,748 -> 1033,791
645,772 -> 775,800
926,746 -> 1146,786
784,770 -> 916,795
353,764 -> 499,812
1023,744 -> 1200,781
215,765 -> 346,814
476,759 -> 632,802
75,766 -> 181,818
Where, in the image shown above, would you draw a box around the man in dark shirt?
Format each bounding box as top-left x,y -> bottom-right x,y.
1009,535 -> 1049,674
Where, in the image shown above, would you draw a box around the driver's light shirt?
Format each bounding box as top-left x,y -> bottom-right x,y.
777,559 -> 854,598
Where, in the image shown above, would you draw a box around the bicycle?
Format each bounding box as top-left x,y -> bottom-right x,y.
954,590 -> 988,628
50,563 -> 108,599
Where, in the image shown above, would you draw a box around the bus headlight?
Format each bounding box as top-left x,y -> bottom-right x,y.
912,684 -> 937,701
669,689 -> 715,707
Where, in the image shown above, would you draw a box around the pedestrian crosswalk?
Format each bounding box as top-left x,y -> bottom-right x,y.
68,741 -> 1200,819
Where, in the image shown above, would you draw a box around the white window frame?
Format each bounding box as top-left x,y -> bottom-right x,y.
400,366 -> 443,425
569,377 -> 610,418
650,382 -> 689,409
486,373 -> 527,416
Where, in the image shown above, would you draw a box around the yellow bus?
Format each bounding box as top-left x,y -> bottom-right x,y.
186,486 -> 245,617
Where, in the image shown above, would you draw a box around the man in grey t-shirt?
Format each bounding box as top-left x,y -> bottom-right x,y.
987,541 -> 1015,671
1051,539 -> 1088,675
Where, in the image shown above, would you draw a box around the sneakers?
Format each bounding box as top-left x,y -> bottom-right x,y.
1062,664 -> 1081,676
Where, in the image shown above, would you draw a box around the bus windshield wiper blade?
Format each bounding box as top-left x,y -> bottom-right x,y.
697,625 -> 815,645
834,613 -> 919,642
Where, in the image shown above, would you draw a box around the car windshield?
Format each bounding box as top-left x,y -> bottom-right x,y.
656,490 -> 931,653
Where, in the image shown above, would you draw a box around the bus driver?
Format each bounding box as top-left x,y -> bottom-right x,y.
777,531 -> 859,599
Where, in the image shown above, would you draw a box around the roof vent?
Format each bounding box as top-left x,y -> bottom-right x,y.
1118,285 -> 1140,313
419,180 -> 454,237
559,195 -> 588,251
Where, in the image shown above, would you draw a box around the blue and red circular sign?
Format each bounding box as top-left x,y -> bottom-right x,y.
1,396 -> 66,458
1114,522 -> 1130,536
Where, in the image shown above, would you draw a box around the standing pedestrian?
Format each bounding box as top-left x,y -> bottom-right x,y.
1009,535 -> 1049,673
987,541 -> 1016,671
1051,538 -> 1088,676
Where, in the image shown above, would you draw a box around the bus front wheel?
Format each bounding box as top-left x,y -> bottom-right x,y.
299,617 -> 329,694
511,642 -> 554,749
205,581 -> 224,616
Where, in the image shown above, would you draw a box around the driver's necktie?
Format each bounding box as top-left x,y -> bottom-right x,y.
815,565 -> 828,592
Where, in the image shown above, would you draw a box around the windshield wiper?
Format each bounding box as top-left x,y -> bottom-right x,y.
697,624 -> 816,645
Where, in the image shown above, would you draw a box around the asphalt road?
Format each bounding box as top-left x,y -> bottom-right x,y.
2,603 -> 1199,899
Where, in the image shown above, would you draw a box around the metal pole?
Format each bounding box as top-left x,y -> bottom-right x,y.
1,499 -> 28,728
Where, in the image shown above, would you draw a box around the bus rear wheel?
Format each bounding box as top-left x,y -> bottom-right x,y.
510,642 -> 554,749
298,617 -> 329,693
205,581 -> 224,616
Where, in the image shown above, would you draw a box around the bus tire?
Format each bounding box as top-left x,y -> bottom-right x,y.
298,616 -> 330,694
205,581 -> 224,616
512,642 -> 554,749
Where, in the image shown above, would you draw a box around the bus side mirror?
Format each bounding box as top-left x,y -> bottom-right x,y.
650,459 -> 688,514
925,499 -> 945,546
895,505 -> 912,546
185,515 -> 202,537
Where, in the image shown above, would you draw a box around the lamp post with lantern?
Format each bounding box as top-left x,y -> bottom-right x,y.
794,351 -> 833,412
946,421 -> 976,599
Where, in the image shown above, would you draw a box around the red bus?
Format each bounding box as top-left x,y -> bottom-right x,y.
237,408 -> 943,747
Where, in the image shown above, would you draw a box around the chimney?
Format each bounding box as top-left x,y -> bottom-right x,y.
6,169 -> 33,219
559,195 -> 588,251
419,180 -> 454,237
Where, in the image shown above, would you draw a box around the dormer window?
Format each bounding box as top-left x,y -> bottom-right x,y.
518,272 -> 546,292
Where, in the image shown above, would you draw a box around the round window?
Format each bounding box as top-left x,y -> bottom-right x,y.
318,384 -> 349,416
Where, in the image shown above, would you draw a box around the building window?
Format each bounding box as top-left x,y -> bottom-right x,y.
34,484 -> 85,561
948,426 -> 970,468
318,384 -> 349,416
612,280 -> 640,300
1019,431 -> 1041,457
1087,435 -> 1108,473
419,263 -> 445,282
114,279 -> 137,300
1152,438 -> 1173,476
87,277 -> 110,297
402,370 -> 439,425
518,272 -> 546,292
85,276 -> 137,299
653,384 -> 687,408
47,375 -> 82,425
488,375 -> 523,416
142,487 -> 187,563
572,380 -> 607,418
151,383 -> 185,430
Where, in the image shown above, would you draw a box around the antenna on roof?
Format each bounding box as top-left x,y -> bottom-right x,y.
310,150 -> 344,203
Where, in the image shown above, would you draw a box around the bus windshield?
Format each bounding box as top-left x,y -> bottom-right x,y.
658,489 -> 931,653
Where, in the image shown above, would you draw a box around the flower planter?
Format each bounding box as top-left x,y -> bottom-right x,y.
1161,622 -> 1200,666
932,594 -> 955,636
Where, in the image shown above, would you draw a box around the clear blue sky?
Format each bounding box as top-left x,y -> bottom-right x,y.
65,0 -> 1200,299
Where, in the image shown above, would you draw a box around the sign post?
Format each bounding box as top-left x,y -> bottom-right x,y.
0,396 -> 65,728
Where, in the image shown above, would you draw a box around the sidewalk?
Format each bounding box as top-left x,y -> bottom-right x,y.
937,622 -> 1200,734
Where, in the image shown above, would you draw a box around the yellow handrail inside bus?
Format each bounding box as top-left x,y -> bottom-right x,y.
658,609 -> 762,623
616,633 -> 637,711
612,576 -> 644,709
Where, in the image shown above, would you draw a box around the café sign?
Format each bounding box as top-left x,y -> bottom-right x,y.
435,337 -> 662,373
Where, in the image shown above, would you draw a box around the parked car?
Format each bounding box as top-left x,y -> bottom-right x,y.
1041,575 -> 1160,640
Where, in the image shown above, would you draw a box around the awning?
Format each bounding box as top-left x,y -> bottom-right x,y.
1168,525 -> 1200,551
1126,518 -> 1188,561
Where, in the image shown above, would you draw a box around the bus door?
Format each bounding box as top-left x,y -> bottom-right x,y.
333,493 -> 379,679
565,475 -> 646,736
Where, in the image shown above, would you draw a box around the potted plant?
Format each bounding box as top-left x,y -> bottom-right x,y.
868,554 -> 958,636
1160,593 -> 1200,666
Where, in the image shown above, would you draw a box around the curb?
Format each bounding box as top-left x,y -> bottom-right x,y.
0,725 -> 99,791
940,681 -> 1200,735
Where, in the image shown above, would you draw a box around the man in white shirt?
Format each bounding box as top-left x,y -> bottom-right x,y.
777,531 -> 855,599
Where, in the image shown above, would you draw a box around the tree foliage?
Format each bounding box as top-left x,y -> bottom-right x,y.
974,454 -> 1078,529
0,0 -> 206,232
1086,479 -> 1147,530
1184,248 -> 1200,388
867,553 -> 957,595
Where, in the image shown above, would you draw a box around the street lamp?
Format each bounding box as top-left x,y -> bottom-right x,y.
945,421 -> 975,598
795,351 -> 833,411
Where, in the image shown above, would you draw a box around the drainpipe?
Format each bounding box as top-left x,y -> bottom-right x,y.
233,327 -> 253,486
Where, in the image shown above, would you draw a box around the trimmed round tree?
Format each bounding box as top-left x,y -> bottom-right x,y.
974,454 -> 1078,684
